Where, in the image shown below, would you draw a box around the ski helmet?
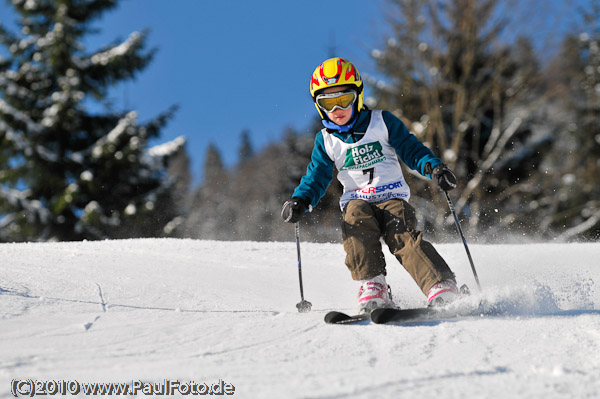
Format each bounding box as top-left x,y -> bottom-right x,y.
310,57 -> 364,119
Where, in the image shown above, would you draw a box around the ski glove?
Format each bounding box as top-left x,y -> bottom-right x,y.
427,163 -> 457,192
281,198 -> 308,223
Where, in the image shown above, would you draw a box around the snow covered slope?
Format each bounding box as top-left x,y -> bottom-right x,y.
1,239 -> 599,398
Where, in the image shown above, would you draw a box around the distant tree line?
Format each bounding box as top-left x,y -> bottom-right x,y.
1,0 -> 599,243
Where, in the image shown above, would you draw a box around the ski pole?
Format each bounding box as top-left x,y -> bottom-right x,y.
443,190 -> 482,291
294,222 -> 312,312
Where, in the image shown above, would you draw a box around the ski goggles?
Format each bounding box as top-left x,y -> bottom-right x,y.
315,90 -> 357,113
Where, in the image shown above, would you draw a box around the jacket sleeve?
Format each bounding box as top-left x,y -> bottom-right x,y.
382,111 -> 441,179
292,131 -> 334,209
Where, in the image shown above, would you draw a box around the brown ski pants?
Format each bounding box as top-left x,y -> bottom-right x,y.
341,198 -> 455,295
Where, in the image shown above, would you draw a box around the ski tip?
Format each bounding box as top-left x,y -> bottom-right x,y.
323,311 -> 341,323
324,311 -> 353,324
324,311 -> 369,324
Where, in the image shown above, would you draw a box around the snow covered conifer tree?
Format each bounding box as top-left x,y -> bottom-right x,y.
187,143 -> 230,240
0,0 -> 184,241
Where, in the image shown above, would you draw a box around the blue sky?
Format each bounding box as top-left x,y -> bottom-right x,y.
1,0 -> 389,184
0,0 -> 587,185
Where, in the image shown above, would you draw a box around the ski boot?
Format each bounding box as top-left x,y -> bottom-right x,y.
358,274 -> 392,314
427,279 -> 460,307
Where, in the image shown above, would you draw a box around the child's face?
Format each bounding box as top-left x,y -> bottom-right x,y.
322,86 -> 354,126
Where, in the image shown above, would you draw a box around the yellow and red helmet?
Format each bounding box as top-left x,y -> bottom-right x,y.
309,57 -> 364,118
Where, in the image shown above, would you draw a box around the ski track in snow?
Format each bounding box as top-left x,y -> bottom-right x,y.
0,239 -> 599,398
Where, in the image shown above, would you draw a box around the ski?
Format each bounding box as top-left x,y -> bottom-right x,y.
324,311 -> 370,324
326,285 -> 476,325
371,307 -> 439,324
370,304 -> 481,324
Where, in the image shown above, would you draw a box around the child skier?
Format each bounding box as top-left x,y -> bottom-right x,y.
281,57 -> 460,313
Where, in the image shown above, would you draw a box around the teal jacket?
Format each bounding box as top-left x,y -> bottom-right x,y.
292,110 -> 442,209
